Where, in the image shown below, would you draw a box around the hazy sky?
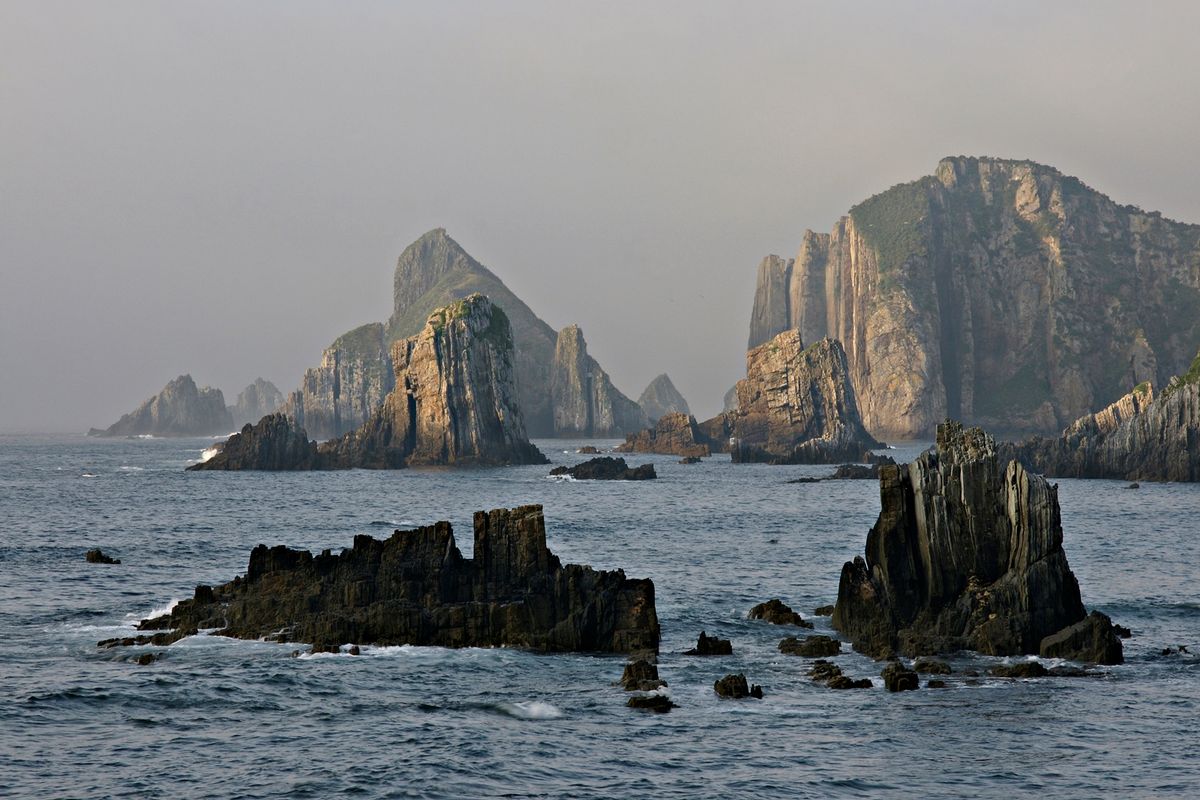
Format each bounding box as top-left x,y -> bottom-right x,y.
3,1 -> 1199,432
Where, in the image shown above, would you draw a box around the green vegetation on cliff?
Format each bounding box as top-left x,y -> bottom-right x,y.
849,178 -> 935,289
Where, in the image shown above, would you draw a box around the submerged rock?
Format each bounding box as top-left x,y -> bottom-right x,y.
990,661 -> 1049,679
833,421 -> 1124,664
828,675 -> 873,690
90,374 -> 233,437
779,635 -> 841,658
626,694 -> 677,713
912,658 -> 952,675
714,673 -> 762,699
550,457 -> 656,481
115,505 -> 659,654
684,631 -> 732,656
637,373 -> 691,423
616,412 -> 711,458
85,549 -> 120,565
748,599 -> 813,628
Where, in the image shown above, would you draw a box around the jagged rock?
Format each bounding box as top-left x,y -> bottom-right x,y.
748,599 -> 813,628
809,660 -> 842,682
684,631 -> 732,656
98,627 -> 197,649
620,660 -> 666,691
638,373 -> 691,423
881,661 -> 919,692
747,156 -> 1200,439
912,658 -> 952,675
1000,362 -> 1200,481
833,421 -> 1122,664
714,673 -> 762,699
626,694 -> 676,712
551,325 -> 647,437
550,457 -> 655,481
1114,624 -> 1132,639
813,605 -> 835,617
577,446 -> 600,454
779,635 -> 841,658
699,332 -> 881,464
230,379 -> 284,428
191,296 -> 548,471
616,413 -> 711,458
828,675 -> 873,690
90,375 -> 233,437
85,549 -> 120,565
112,505 -> 659,653
1039,611 -> 1125,664
991,661 -> 1049,679
829,463 -> 879,480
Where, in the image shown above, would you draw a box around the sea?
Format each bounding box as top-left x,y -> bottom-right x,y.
2,433 -> 1198,799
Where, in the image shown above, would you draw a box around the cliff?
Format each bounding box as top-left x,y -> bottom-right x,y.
616,412 -> 711,458
126,505 -> 660,653
700,331 -> 880,464
192,295 -> 547,470
90,375 -> 233,437
551,325 -> 648,437
748,156 -> 1200,438
1000,353 -> 1200,480
833,421 -> 1123,664
230,378 -> 283,427
637,373 -> 691,422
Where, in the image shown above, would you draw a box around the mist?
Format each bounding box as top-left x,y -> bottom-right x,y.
3,0 -> 1199,432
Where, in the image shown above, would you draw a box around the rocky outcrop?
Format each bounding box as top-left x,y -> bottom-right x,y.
549,457 -> 656,481
615,413 -> 711,458
124,505 -> 659,653
714,674 -> 762,699
684,632 -> 732,656
637,373 -> 690,422
748,157 -> 1200,438
85,549 -> 119,565
551,325 -> 648,437
620,660 -> 666,691
192,295 -> 547,470
881,661 -> 919,692
779,635 -> 841,658
1000,359 -> 1200,480
832,421 -> 1123,664
90,375 -> 233,437
699,332 -> 880,464
748,599 -> 812,628
1039,611 -> 1125,664
230,379 -> 284,428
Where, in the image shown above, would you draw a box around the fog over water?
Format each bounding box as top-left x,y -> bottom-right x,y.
3,0 -> 1199,431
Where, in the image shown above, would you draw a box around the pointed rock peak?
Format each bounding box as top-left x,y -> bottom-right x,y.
638,373 -> 690,421
394,229 -> 488,319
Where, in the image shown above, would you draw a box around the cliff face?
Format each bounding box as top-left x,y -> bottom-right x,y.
130,505 -> 660,654
230,378 -> 283,427
551,325 -> 648,437
833,421 -> 1122,663
193,295 -> 547,470
637,373 -> 691,422
701,331 -> 879,464
90,375 -> 233,437
1001,354 -> 1200,480
616,412 -> 711,458
749,156 -> 1200,438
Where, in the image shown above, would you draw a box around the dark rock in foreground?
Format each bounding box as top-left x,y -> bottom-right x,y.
748,599 -> 813,628
85,549 -> 120,565
550,457 -> 656,481
833,420 -> 1124,664
621,659 -> 666,691
991,661 -> 1049,679
813,605 -> 835,617
881,661 -> 919,692
193,414 -> 320,471
714,673 -> 762,699
684,631 -> 732,656
116,505 -> 659,654
616,412 -> 711,458
779,635 -> 841,658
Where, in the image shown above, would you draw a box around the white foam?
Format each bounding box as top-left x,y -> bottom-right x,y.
547,474 -> 577,482
119,465 -> 145,471
499,700 -> 563,720
136,598 -> 182,622
198,445 -> 221,463
81,472 -> 98,478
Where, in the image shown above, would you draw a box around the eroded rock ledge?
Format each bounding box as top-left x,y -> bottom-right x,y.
832,420 -> 1123,664
122,505 -> 659,654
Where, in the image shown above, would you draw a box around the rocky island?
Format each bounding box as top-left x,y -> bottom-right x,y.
120,505 -> 659,653
832,421 -> 1123,664
637,373 -> 691,423
615,412 -> 711,458
551,324 -> 648,437
89,374 -> 234,437
192,294 -> 547,470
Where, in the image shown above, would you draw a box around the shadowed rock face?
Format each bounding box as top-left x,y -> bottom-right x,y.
192,295 -> 547,470
616,413 -> 710,458
832,421 -> 1122,664
637,374 -> 691,423
699,332 -> 880,464
748,157 -> 1200,439
1000,358 -> 1200,481
128,505 -> 659,654
90,375 -> 233,437
551,325 -> 647,437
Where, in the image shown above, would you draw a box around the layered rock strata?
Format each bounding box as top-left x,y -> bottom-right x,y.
832,421 -> 1123,664
615,413 -> 711,458
125,505 -> 659,653
192,295 -> 547,470
748,156 -> 1200,438
551,325 -> 648,437
637,373 -> 691,423
90,375 -> 233,437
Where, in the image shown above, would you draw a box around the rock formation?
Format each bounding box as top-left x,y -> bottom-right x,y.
1000,357 -> 1200,480
283,229 -> 639,439
747,156 -> 1200,438
714,674 -> 762,699
832,421 -> 1124,664
637,373 -> 690,423
699,331 -> 881,464
684,631 -> 732,656
748,599 -> 812,628
551,325 -> 648,437
615,413 -> 711,458
549,457 -> 656,481
85,549 -> 119,565
191,295 -> 547,470
230,379 -> 284,427
124,505 -> 659,653
89,375 -> 233,437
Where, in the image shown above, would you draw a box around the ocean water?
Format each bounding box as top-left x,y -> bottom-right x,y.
2,434 -> 1198,799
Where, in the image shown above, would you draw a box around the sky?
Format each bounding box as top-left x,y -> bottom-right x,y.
3,0 -> 1200,432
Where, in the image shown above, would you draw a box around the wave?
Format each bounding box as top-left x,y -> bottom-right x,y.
368,520 -> 417,528
198,445 -> 222,463
119,465 -> 145,472
495,700 -> 563,720
547,474 -> 577,482
81,472 -> 98,478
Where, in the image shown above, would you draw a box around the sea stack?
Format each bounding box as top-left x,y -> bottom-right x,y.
550,324 -> 648,437
637,373 -> 691,423
832,420 -> 1123,664
89,375 -> 233,437
616,412 -> 711,458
